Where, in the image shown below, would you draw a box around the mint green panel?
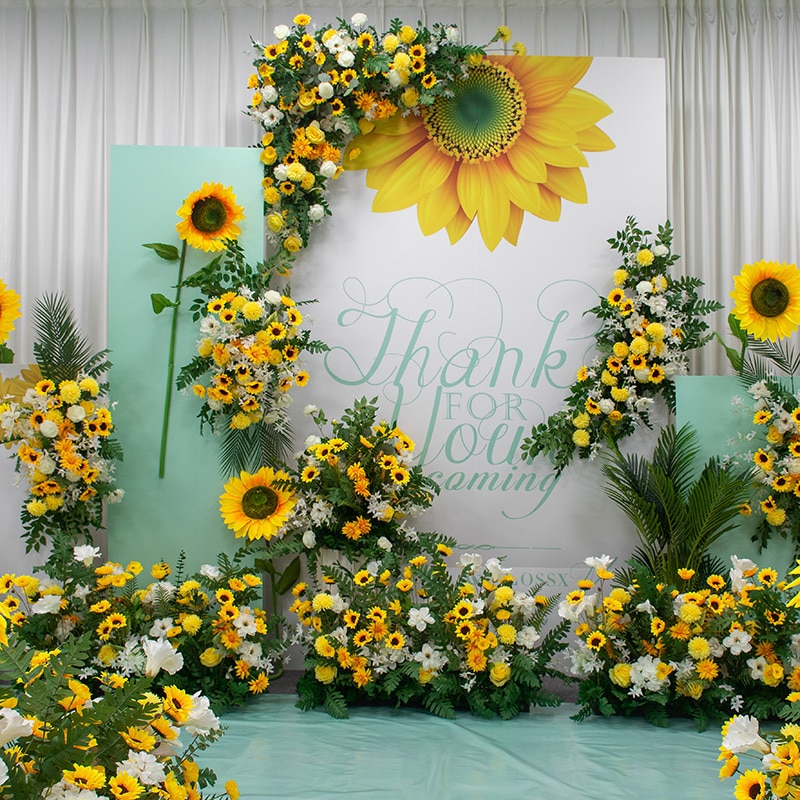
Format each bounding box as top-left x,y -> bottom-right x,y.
107,146 -> 263,572
675,375 -> 794,571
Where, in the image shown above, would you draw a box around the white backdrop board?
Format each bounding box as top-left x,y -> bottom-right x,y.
288,56 -> 668,585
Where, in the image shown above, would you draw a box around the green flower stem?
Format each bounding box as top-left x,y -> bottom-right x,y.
267,569 -> 284,680
158,240 -> 188,478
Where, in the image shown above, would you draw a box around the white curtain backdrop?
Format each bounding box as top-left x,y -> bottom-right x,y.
1,0 -> 798,572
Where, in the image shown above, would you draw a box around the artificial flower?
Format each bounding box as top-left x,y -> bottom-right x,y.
220,467 -> 297,541
176,182 -> 245,253
730,260 -> 800,341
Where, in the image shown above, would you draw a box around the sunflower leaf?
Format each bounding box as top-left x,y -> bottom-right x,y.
150,293 -> 176,314
143,242 -> 180,261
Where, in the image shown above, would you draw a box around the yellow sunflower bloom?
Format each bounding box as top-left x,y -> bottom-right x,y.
731,260 -> 800,340
220,466 -> 296,541
343,56 -> 614,251
176,182 -> 245,253
0,280 -> 22,346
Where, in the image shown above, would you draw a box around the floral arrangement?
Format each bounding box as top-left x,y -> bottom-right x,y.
5,543 -> 280,712
0,606 -> 238,800
289,397 -> 441,565
147,181 -> 246,477
562,554 -> 800,730
721,260 -> 800,553
520,217 -> 722,473
0,278 -> 21,363
717,712 -> 800,800
0,294 -> 123,554
246,14 -> 533,260
177,241 -> 327,475
291,545 -> 569,719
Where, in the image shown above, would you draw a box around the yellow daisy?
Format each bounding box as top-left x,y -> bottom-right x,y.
176,182 -> 245,253
220,467 -> 296,541
731,260 -> 800,340
344,56 -> 613,251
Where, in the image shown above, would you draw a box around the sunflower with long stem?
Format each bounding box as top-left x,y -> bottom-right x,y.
147,182 -> 244,477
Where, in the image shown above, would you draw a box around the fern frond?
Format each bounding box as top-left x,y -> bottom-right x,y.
218,420 -> 294,477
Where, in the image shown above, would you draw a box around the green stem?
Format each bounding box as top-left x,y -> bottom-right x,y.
267,570 -> 284,680
158,240 -> 188,478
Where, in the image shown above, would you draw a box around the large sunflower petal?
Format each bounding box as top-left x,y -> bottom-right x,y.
493,55 -> 592,107
478,162 -> 511,251
536,186 -> 562,222
545,166 -> 587,204
493,155 -> 541,216
548,88 -> 614,129
505,134 -> 548,183
372,143 -> 455,213
344,124 -> 428,170
576,125 -> 616,152
456,163 -> 482,220
503,204 -> 525,246
417,170 -> 462,235
445,208 -> 474,245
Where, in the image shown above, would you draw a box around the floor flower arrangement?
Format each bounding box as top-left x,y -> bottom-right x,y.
0,606 -> 238,800
563,555 -> 800,730
520,217 -> 722,473
292,545 -> 568,719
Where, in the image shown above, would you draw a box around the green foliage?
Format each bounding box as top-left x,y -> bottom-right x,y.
601,424 -> 751,584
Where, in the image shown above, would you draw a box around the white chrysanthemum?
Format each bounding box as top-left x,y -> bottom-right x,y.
117,750 -> 167,786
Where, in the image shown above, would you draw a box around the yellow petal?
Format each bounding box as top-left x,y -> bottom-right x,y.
417,171 -> 462,235
545,166 -> 587,204
445,209 -> 473,245
503,204 -> 525,246
477,162 -> 511,251
524,109 -> 580,146
344,125 -> 428,170
494,155 -> 541,216
456,163 -> 482,219
505,135 -> 547,183
372,143 -> 455,213
576,125 -> 616,152
536,186 -> 562,221
550,88 -> 613,129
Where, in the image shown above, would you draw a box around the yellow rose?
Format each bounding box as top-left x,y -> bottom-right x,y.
401,87 -> 419,108
266,213 -> 284,233
399,25 -> 416,44
199,648 -> 224,667
305,124 -> 325,144
283,235 -> 303,253
314,664 -> 337,684
418,667 -> 436,684
609,663 -> 631,687
489,662 -> 511,687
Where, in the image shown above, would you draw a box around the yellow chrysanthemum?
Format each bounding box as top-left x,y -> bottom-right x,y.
220,467 -> 296,541
176,182 -> 245,253
731,260 -> 800,341
0,280 -> 22,345
344,56 -> 613,251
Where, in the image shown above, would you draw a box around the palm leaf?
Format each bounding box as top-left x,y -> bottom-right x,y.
31,293 -> 110,384
219,420 -> 294,477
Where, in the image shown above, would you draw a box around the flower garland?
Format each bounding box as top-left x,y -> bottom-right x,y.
562,555 -> 800,729
520,217 -> 722,473
246,13 -> 523,263
177,241 -> 328,475
292,545 -> 569,719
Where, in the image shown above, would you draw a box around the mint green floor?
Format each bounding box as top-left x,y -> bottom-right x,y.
199,696 -> 732,799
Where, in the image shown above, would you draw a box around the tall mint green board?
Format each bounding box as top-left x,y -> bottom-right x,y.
108,146 -> 263,571
675,375 -> 795,572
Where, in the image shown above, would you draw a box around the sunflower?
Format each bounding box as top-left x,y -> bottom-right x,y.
343,56 -> 613,251
219,466 -> 296,541
0,279 -> 22,345
733,769 -> 767,800
176,182 -> 245,252
731,260 -> 800,340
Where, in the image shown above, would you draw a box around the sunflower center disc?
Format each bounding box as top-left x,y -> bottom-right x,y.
422,62 -> 527,163
241,486 -> 279,519
751,277 -> 790,317
191,197 -> 228,233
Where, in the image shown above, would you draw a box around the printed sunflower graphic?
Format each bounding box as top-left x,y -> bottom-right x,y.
730,260 -> 800,341
176,182 -> 245,252
220,466 -> 297,541
343,56 -> 614,251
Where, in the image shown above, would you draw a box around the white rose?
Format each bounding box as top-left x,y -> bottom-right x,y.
653,244 -> 669,257
336,50 -> 355,67
308,204 -> 325,222
304,435 -> 321,448
66,405 -> 86,423
445,25 -> 460,42
636,281 -> 653,296
634,368 -> 651,382
262,85 -> 278,103
302,530 -> 316,548
319,160 -> 337,179
273,164 -> 289,181
350,12 -> 368,26
37,455 -> 56,475
273,24 -> 290,40
387,69 -> 403,88
303,405 -> 318,416
377,536 -> 392,551
262,290 -> 282,305
318,81 -> 334,100
39,419 -> 59,438
200,564 -> 221,581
